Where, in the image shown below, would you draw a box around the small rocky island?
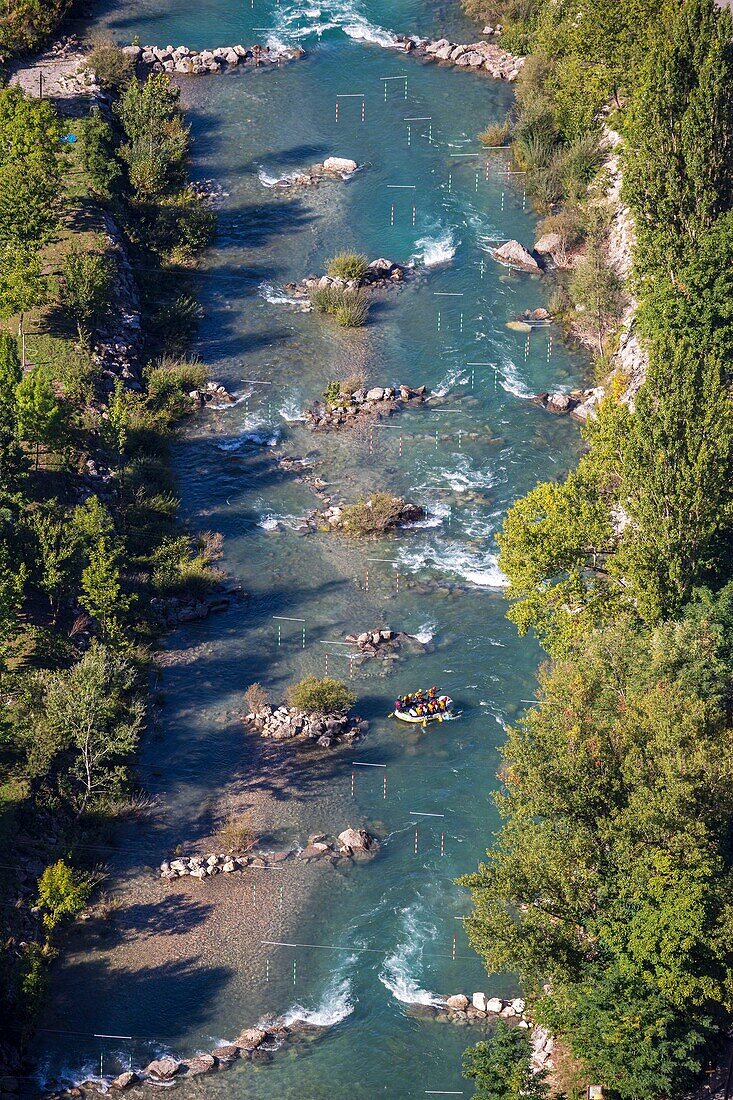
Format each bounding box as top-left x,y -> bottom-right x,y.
284,256 -> 409,302
243,677 -> 365,747
311,493 -> 425,535
346,627 -> 429,659
264,156 -> 361,189
305,382 -> 428,430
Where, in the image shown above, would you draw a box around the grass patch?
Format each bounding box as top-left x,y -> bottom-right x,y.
310,286 -> 370,327
326,251 -> 369,280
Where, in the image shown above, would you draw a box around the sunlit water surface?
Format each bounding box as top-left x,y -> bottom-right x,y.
38,2 -> 587,1095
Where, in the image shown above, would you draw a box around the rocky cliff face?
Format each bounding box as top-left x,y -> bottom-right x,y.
603,127 -> 648,403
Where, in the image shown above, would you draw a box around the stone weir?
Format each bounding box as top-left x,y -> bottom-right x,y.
123,41 -> 305,74
44,1020 -> 337,1097
382,32 -> 524,81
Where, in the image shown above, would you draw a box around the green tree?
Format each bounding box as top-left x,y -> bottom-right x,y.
26,502 -> 81,618
80,536 -> 132,642
0,331 -> 25,493
115,75 -> 188,200
0,243 -> 46,320
461,599 -> 733,1097
15,363 -> 64,467
617,338 -> 733,621
285,676 -> 356,715
568,214 -> 622,360
15,642 -> 144,813
80,108 -> 121,195
61,246 -> 114,339
463,1023 -> 548,1100
623,0 -> 733,281
36,860 -> 91,933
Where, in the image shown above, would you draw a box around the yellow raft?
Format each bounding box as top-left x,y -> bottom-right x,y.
389,696 -> 460,726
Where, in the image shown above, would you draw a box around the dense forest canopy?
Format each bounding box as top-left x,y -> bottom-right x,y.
462,1 -> 733,1096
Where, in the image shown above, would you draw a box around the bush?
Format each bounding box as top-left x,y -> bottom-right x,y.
148,293 -> 203,354
335,293 -> 370,327
340,492 -> 406,536
310,285 -> 370,327
479,118 -> 511,147
323,379 -> 345,406
145,355 -> 207,419
37,860 -> 91,933
87,43 -> 135,90
326,251 -> 369,281
216,810 -> 256,853
286,676 -> 356,715
244,682 -> 269,712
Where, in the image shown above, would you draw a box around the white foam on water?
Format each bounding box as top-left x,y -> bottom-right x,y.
266,0 -> 398,48
412,230 -> 458,268
282,972 -> 356,1027
402,499 -> 450,529
257,510 -> 301,530
258,281 -> 304,307
498,354 -> 533,399
397,539 -> 508,588
278,396 -> 307,422
432,365 -> 467,398
215,424 -> 281,451
380,904 -> 446,1007
257,169 -> 283,189
414,620 -> 437,644
342,17 -> 399,47
417,457 -> 499,496
207,393 -> 250,411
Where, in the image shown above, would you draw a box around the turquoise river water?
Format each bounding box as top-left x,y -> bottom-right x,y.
38,1 -> 587,1096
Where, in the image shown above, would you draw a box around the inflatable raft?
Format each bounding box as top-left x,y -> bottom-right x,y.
389,693 -> 460,726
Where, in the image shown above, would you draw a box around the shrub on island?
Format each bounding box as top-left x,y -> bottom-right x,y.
309,285 -> 370,327
326,251 -> 369,280
286,676 -> 356,715
339,492 -> 421,536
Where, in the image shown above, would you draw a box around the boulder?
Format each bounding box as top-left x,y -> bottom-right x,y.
224,48 -> 239,64
121,45 -> 142,59
337,827 -> 376,852
366,387 -> 385,402
110,1071 -> 139,1089
486,997 -> 504,1013
237,1027 -> 267,1050
183,1054 -> 216,1076
144,1057 -> 180,1081
533,231 -> 562,256
435,42 -> 456,60
493,240 -> 540,272
472,992 -> 489,1012
545,392 -> 572,414
425,38 -> 450,54
213,1044 -> 240,1063
323,156 -> 358,174
446,994 -> 470,1010
299,844 -> 328,859
511,997 -> 526,1014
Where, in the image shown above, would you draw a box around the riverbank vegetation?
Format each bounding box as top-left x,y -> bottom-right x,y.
0,0 -> 73,57
0,54 -> 215,1064
461,1 -> 733,1096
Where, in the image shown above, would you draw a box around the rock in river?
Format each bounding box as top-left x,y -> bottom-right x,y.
492,239 -> 540,272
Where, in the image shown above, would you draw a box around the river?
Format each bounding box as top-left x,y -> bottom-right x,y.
38,1 -> 586,1095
